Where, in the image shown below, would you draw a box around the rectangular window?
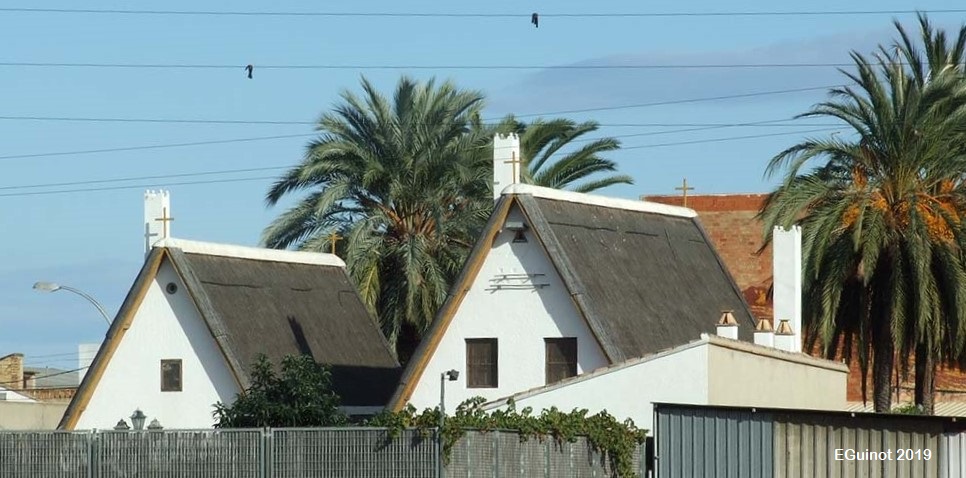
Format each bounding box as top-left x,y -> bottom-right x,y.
160,359 -> 183,392
545,338 -> 577,384
465,339 -> 498,388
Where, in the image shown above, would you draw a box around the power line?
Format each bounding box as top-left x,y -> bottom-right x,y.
0,84 -> 840,128
0,128 -> 841,198
0,133 -> 316,161
0,61 -> 863,70
0,118 -> 838,163
0,124 -> 815,189
512,85 -> 840,118
0,366 -> 88,386
0,167 -> 289,190
0,176 -> 278,198
0,115 -> 839,127
22,351 -> 83,359
0,7 -> 961,17
622,127 -> 840,150
0,115 -> 314,125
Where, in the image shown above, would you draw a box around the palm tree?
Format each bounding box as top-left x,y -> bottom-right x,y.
893,14 -> 966,413
501,117 -> 633,192
760,27 -> 966,413
262,76 -> 495,360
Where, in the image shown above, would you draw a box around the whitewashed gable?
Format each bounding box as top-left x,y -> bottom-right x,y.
407,205 -> 609,411
74,259 -> 239,430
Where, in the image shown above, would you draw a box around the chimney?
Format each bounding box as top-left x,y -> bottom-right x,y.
493,133 -> 521,200
144,189 -> 172,256
753,318 -> 775,347
772,226 -> 802,352
774,319 -> 796,351
716,310 -> 739,340
22,371 -> 37,390
0,353 -> 24,390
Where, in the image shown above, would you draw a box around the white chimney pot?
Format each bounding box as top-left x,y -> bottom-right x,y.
753,318 -> 775,348
774,319 -> 796,352
716,310 -> 739,340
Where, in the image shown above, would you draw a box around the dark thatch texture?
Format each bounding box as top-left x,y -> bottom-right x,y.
175,252 -> 401,407
524,196 -> 754,361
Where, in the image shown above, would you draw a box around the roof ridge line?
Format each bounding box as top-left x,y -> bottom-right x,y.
155,238 -> 345,267
502,184 -> 697,218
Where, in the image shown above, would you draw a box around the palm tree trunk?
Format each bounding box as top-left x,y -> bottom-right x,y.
872,318 -> 894,412
914,345 -> 936,414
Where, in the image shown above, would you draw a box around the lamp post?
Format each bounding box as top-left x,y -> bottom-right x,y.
33,282 -> 112,325
130,409 -> 147,431
439,369 -> 459,478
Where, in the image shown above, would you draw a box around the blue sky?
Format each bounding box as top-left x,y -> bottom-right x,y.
1,0 -> 962,372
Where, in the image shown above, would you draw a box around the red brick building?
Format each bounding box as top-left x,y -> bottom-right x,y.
644,193 -> 966,405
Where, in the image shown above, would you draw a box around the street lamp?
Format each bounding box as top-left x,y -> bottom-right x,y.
130,409 -> 147,431
33,281 -> 112,325
439,369 -> 459,478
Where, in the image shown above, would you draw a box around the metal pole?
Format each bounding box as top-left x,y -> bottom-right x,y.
57,285 -> 112,325
439,372 -> 445,478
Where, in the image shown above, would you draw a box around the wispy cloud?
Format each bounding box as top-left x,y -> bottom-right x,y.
488,27 -> 894,116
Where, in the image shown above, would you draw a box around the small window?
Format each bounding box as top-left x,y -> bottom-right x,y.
512,230 -> 528,243
465,339 -> 498,388
545,338 -> 577,384
160,359 -> 182,392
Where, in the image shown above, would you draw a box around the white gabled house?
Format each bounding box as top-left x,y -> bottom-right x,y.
59,194 -> 400,430
386,134 -> 762,413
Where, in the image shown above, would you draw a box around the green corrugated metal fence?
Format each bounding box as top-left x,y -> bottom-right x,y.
655,403 -> 966,478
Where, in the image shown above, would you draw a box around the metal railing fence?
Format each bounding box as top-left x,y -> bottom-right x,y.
0,428 -> 645,478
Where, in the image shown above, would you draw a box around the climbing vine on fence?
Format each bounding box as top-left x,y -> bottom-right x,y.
367,397 -> 648,478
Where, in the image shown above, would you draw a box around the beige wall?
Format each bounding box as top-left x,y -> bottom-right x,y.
0,402 -> 67,430
707,342 -> 848,410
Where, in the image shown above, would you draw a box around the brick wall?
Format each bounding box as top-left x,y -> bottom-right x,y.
644,193 -> 966,403
828,341 -> 966,404
0,353 -> 24,389
22,387 -> 77,403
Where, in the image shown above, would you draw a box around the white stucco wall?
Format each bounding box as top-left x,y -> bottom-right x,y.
707,342 -> 847,410
73,260 -> 240,430
407,206 -> 609,411
481,338 -> 849,434
482,343 -> 709,433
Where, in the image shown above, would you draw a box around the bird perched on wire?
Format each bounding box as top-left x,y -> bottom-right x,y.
531,13 -> 539,28
245,64 -> 254,79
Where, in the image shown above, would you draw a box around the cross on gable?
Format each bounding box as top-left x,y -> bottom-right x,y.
328,231 -> 342,255
155,207 -> 174,238
674,178 -> 695,207
503,151 -> 523,184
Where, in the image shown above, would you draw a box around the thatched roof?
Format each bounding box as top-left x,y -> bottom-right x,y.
60,240 -> 399,429
389,185 -> 756,409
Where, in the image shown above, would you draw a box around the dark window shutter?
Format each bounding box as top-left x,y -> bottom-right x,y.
465,339 -> 498,388
160,359 -> 183,392
545,338 -> 577,384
